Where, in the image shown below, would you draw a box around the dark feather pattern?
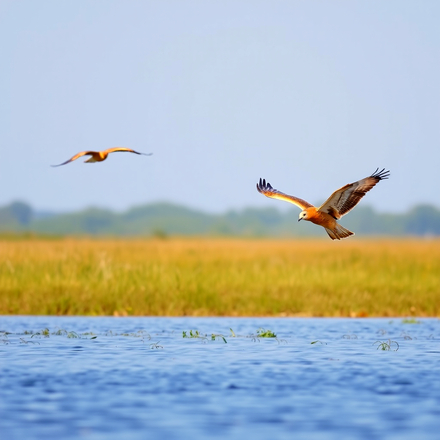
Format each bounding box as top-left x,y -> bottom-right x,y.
318,168 -> 390,218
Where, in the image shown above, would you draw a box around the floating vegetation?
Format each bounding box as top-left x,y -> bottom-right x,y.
256,328 -> 277,338
374,339 -> 399,351
183,330 -> 203,339
1,332 -> 10,344
20,338 -> 39,345
181,328 -> 281,344
102,330 -> 151,338
402,318 -> 422,324
342,333 -> 358,339
400,331 -> 414,340
3,327 -> 156,344
182,330 -> 209,342
247,328 -> 279,342
120,330 -> 150,338
19,328 -> 99,340
211,334 -> 227,343
25,328 -> 50,338
5,326 -> 292,346
7,325 -> 430,353
54,329 -> 68,336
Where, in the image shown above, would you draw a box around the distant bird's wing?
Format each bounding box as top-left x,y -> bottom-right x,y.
104,147 -> 153,156
317,168 -> 390,219
256,178 -> 313,210
51,151 -> 95,167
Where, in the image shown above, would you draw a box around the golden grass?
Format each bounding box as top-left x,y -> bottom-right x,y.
0,237 -> 439,317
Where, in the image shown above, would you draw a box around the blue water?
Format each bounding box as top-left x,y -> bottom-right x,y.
1,317 -> 439,440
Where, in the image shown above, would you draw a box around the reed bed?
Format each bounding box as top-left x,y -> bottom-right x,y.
0,237 -> 439,317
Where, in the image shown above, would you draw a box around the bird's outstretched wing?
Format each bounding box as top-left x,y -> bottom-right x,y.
51,151 -> 95,167
317,168 -> 390,219
104,147 -> 152,156
256,178 -> 313,210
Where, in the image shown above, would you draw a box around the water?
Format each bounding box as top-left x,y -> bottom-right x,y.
1,316 -> 439,440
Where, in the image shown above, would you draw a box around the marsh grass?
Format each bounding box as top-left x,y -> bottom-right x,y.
1,237 -> 439,317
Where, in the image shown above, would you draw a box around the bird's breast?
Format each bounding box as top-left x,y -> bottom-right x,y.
308,211 -> 337,228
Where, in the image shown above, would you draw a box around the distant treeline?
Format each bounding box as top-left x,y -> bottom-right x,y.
1,200 -> 440,237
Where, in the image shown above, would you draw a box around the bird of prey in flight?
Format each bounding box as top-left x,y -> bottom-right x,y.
51,147 -> 152,167
256,168 -> 390,240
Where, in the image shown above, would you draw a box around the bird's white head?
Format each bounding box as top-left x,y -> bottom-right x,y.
298,211 -> 309,222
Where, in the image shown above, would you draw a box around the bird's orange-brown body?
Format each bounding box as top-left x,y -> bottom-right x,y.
51,147 -> 152,167
84,151 -> 108,163
256,169 -> 389,240
305,208 -> 330,227
304,208 -> 353,240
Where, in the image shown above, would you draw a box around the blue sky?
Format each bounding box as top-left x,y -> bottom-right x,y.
1,1 -> 439,213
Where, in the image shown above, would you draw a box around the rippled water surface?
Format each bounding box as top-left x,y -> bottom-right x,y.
1,316 -> 439,440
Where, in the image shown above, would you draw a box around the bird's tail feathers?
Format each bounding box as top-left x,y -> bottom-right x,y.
325,224 -> 354,240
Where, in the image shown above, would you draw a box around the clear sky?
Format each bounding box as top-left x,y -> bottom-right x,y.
1,1 -> 439,213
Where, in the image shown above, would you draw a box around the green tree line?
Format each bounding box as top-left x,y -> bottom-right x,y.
1,201 -> 440,237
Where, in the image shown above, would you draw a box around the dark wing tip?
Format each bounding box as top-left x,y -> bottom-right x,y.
257,178 -> 267,193
50,161 -> 68,167
256,178 -> 274,193
371,168 -> 390,180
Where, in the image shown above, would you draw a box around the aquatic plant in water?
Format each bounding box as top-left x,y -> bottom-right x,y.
402,318 -> 421,324
211,334 -> 227,343
373,339 -> 399,351
256,328 -> 277,338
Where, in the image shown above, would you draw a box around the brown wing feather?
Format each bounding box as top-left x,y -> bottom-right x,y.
51,151 -> 96,167
317,168 -> 390,218
256,178 -> 313,210
104,147 -> 152,156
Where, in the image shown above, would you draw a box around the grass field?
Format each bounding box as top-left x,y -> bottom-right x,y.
0,237 -> 439,317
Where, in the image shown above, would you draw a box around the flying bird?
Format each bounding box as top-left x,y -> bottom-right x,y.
51,147 -> 152,167
256,168 -> 390,240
